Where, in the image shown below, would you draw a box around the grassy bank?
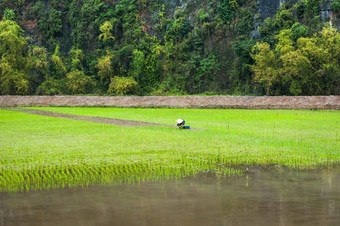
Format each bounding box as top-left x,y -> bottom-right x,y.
0,107 -> 339,192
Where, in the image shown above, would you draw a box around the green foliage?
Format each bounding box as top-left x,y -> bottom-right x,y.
28,46 -> 49,91
96,51 -> 114,84
66,70 -> 94,94
3,9 -> 15,20
185,53 -> 220,94
0,19 -> 30,95
305,0 -> 320,16
196,9 -> 210,24
48,8 -> 62,37
30,1 -> 45,18
111,0 -> 143,45
99,21 -> 115,42
290,22 -> 309,42
251,42 -> 281,95
251,27 -> 340,95
331,0 -> 340,14
37,77 -> 66,95
0,0 -> 338,96
65,47 -> 94,94
234,7 -> 254,37
260,9 -> 296,43
29,1 -> 64,48
216,0 -> 236,24
51,45 -> 67,78
131,49 -> 144,80
274,29 -> 294,55
69,48 -> 85,71
165,16 -> 191,42
108,76 -> 140,95
231,39 -> 256,91
0,19 -> 26,57
69,0 -> 102,49
0,67 -> 30,95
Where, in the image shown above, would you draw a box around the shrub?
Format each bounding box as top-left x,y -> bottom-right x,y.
331,0 -> 340,14
36,77 -> 65,95
3,9 -> 15,20
196,9 -> 209,24
108,76 -> 140,95
66,70 -> 94,94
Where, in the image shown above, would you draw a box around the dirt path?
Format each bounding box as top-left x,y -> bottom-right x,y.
4,108 -> 177,128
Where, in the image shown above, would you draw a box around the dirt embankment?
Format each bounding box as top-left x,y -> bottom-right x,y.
0,96 -> 339,110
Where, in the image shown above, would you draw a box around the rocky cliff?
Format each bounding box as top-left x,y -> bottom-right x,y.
257,0 -> 283,19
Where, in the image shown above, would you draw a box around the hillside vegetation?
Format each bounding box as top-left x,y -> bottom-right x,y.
0,0 -> 339,96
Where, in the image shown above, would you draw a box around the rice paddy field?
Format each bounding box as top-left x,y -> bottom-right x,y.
0,107 -> 339,192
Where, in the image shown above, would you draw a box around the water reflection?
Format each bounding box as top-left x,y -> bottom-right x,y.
1,166 -> 340,226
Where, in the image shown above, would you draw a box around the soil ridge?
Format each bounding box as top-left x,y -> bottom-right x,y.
0,96 -> 339,110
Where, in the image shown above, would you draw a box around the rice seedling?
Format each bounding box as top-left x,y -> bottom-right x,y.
0,107 -> 339,192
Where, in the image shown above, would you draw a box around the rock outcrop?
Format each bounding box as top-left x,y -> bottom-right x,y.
257,0 -> 283,20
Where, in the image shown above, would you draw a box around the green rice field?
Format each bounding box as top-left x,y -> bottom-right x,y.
0,107 -> 339,192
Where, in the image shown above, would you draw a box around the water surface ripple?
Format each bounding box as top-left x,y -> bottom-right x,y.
1,166 -> 340,226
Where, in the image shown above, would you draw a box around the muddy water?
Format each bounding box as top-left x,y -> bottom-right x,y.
1,167 -> 340,226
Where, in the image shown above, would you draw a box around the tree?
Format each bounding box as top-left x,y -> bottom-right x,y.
37,77 -> 66,95
69,48 -> 85,71
3,9 -> 15,20
280,50 -> 313,95
28,46 -> 49,92
130,49 -> 144,80
314,27 -> 340,94
251,27 -> 340,95
185,53 -> 220,94
66,47 -> 94,94
274,29 -> 295,55
0,19 -> 30,94
48,8 -> 62,37
251,42 -> 281,95
216,0 -> 235,24
36,44 -> 66,95
99,21 -> 115,42
66,70 -> 94,94
290,22 -> 308,42
51,45 -> 67,78
108,76 -> 139,95
95,51 -> 114,85
318,27 -> 340,63
69,0 -> 102,49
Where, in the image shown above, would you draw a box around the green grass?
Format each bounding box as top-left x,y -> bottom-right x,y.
0,107 -> 339,192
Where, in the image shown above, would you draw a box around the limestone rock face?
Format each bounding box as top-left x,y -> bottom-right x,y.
320,1 -> 332,21
256,0 -> 339,29
320,1 -> 339,29
257,0 -> 282,20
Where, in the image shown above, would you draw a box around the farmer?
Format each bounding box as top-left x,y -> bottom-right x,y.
177,119 -> 190,129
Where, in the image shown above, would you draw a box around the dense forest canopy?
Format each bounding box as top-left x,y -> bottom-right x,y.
0,0 -> 339,96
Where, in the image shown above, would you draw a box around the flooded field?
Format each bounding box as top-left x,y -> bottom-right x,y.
1,166 -> 340,226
